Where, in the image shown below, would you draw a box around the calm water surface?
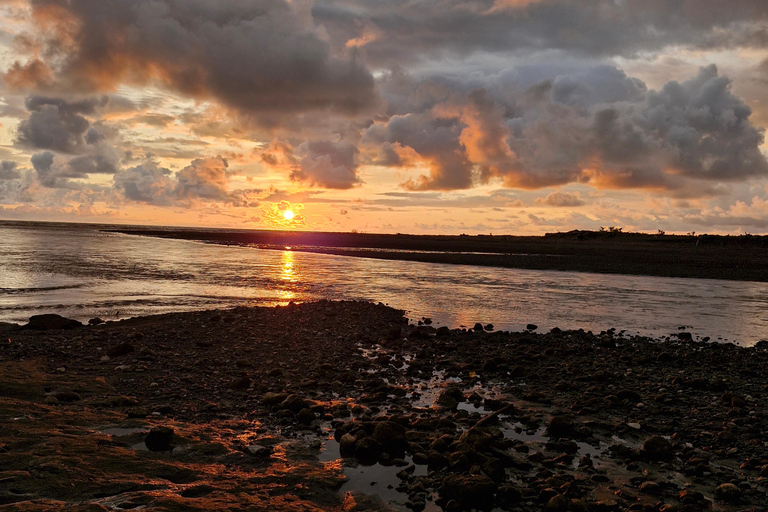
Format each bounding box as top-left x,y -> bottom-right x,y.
1,221 -> 767,346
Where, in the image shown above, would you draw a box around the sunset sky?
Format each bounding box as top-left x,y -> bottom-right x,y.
2,0 -> 768,234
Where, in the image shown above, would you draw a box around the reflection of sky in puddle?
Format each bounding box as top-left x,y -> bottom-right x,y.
320,438 -> 434,512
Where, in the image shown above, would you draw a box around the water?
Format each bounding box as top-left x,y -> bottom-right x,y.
1,221 -> 767,346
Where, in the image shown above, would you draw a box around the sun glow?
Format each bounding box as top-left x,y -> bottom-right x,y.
283,209 -> 294,220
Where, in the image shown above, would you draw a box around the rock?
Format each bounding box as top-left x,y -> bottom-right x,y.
144,427 -> 174,452
760,464 -> 768,477
246,445 -> 273,458
339,433 -> 358,457
544,494 -> 569,512
641,436 -> 673,461
372,421 -> 407,454
181,485 -> 214,498
24,314 -> 82,330
262,392 -> 289,405
436,326 -> 451,338
473,323 -> 485,331
639,481 -> 661,495
439,474 -> 497,510
88,318 -> 104,325
714,483 -> 741,503
107,343 -> 135,358
525,323 -> 538,330
280,394 -> 308,412
230,377 -> 251,390
44,395 -> 59,404
497,484 -> 522,505
617,389 -> 641,402
52,390 -> 80,402
342,491 -> 397,512
546,416 -> 576,438
354,437 -> 381,464
485,324 -> 494,331
297,408 -> 315,425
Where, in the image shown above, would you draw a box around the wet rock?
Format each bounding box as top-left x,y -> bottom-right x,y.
544,494 -> 569,512
439,474 -> 497,511
88,318 -> 104,325
641,436 -> 673,461
342,491 -> 397,512
181,485 -> 214,498
107,343 -> 135,358
547,416 -> 576,438
24,314 -> 82,330
297,408 -> 315,425
230,376 -> 251,390
497,484 -> 522,505
52,390 -> 81,402
372,421 -> 407,454
339,433 -> 358,457
639,481 -> 661,495
280,394 -> 308,412
714,483 -> 741,503
473,323 -> 485,332
144,427 -> 174,452
246,444 -> 272,458
527,324 -> 538,331
616,389 -> 641,403
354,437 -> 382,464
436,326 -> 451,338
262,392 -> 289,405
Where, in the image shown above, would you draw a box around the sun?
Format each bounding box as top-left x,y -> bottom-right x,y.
283,209 -> 294,221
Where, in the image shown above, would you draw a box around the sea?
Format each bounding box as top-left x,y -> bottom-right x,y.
1,220 -> 767,346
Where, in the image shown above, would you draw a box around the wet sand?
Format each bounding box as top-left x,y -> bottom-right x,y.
109,228 -> 768,282
1,301 -> 767,511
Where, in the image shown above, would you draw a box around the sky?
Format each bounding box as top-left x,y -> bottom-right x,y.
1,0 -> 768,235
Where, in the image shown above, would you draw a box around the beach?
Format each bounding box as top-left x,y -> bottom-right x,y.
2,301 -> 767,511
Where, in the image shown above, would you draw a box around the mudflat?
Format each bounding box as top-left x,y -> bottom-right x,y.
110,228 -> 768,282
1,301 -> 767,511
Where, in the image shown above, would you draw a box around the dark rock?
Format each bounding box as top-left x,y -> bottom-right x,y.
527,324 -> 538,330
641,436 -> 673,461
297,408 -> 315,425
639,481 -> 661,495
372,421 -> 407,454
262,392 -> 288,405
473,323 -> 485,332
339,433 -> 358,457
436,326 -> 451,338
25,314 -> 82,330
246,445 -> 273,458
547,416 -> 576,438
107,343 -> 135,358
440,474 -> 497,511
280,394 -> 308,412
230,377 -> 251,390
88,318 -> 104,325
485,324 -> 494,331
544,494 -> 569,512
354,437 -> 381,464
145,427 -> 174,452
714,483 -> 741,503
52,390 -> 81,402
181,485 -> 214,498
497,484 -> 522,505
616,389 -> 641,403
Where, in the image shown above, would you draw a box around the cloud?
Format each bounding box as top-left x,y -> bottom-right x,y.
0,161 -> 21,180
291,140 -> 361,189
112,155 -> 259,206
16,96 -> 108,153
364,65 -> 768,194
21,0 -> 378,117
313,0 -> 768,67
535,191 -> 585,207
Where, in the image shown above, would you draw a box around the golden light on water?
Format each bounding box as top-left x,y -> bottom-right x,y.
283,210 -> 294,221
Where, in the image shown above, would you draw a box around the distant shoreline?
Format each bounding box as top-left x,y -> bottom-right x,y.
109,227 -> 768,282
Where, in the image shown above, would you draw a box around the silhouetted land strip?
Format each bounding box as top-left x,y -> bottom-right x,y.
110,228 -> 768,282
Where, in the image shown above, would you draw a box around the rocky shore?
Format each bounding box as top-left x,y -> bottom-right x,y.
1,301 -> 767,511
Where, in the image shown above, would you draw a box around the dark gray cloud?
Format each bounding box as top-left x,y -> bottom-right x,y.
112,162 -> 175,205
291,140 -> 361,189
16,96 -> 108,153
0,161 -> 21,180
26,0 -> 377,117
313,0 -> 768,66
364,65 -> 768,192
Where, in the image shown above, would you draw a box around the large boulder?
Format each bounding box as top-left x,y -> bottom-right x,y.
24,314 -> 82,330
371,421 -> 407,454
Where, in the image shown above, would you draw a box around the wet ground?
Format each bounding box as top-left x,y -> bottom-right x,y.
1,301 -> 767,511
